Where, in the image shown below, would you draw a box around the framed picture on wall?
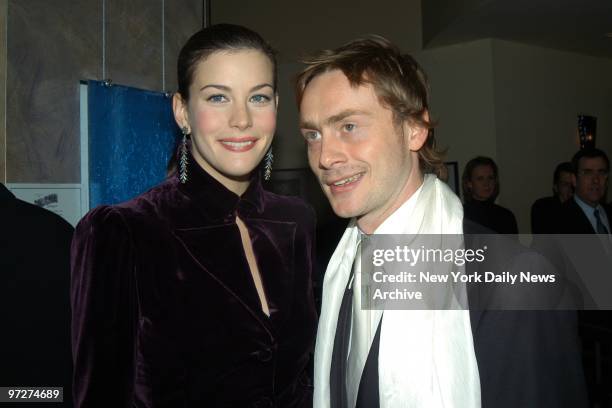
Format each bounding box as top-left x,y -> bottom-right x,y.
444,161 -> 460,196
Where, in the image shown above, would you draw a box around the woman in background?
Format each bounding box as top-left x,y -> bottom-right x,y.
462,156 -> 518,234
71,24 -> 317,407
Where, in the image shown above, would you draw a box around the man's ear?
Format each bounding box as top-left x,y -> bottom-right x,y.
172,93 -> 190,132
404,111 -> 430,151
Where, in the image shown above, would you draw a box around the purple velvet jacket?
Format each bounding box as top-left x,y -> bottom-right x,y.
70,156 -> 318,408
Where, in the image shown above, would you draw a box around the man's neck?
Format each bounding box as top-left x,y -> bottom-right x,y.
574,194 -> 599,209
357,173 -> 425,234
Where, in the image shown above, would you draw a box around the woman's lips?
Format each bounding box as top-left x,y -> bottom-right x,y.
219,137 -> 258,152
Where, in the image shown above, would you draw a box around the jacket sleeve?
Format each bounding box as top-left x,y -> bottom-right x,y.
70,206 -> 138,407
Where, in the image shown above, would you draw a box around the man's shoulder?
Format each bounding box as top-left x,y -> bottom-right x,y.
12,197 -> 74,235
532,196 -> 557,211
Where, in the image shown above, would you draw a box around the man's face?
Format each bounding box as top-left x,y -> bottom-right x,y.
574,157 -> 608,206
555,171 -> 573,203
299,70 -> 427,233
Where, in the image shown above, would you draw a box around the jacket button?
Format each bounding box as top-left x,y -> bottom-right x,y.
256,347 -> 273,362
252,396 -> 273,408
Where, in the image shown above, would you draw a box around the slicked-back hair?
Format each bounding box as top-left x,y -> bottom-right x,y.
177,23 -> 277,101
571,148 -> 610,174
295,35 -> 446,178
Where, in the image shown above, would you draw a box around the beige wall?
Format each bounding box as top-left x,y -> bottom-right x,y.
415,38 -> 612,233
5,0 -> 201,183
416,39 -> 497,191
491,39 -> 612,233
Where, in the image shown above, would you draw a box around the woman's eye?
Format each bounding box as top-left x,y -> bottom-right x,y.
250,94 -> 271,104
207,94 -> 228,103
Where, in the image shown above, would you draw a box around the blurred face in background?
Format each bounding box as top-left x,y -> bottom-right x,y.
555,171 -> 574,203
468,164 -> 496,201
573,157 -> 608,207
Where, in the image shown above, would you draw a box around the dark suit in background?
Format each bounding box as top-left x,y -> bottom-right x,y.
354,219 -> 589,407
559,198 -> 612,407
559,198 -> 612,234
531,196 -> 564,234
0,183 -> 74,406
464,199 -> 519,234
464,219 -> 588,408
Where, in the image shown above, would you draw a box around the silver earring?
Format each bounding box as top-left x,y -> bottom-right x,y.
264,148 -> 273,181
179,126 -> 189,184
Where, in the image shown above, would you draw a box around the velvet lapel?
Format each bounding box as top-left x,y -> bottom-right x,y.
244,218 -> 296,329
173,219 -> 296,334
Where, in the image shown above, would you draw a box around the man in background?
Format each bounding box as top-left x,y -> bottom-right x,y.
531,161 -> 574,233
561,149 -> 610,234
559,148 -> 612,407
0,183 -> 74,406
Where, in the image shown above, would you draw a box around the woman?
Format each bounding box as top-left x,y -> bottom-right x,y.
462,156 -> 518,234
71,24 -> 317,407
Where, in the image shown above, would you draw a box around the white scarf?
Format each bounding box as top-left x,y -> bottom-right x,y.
314,174 -> 481,408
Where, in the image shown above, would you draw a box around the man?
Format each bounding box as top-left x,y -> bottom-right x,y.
531,161 -> 574,233
0,183 -> 74,405
561,149 -> 611,234
558,149 -> 612,407
296,37 -> 587,407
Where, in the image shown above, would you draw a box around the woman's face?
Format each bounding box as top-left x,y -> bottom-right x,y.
173,49 -> 277,191
468,164 -> 496,201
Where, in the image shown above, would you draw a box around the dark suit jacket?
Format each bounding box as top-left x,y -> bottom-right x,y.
354,219 -> 588,408
557,197 -> 612,407
70,155 -> 318,407
0,183 -> 74,406
531,196 -> 563,234
558,197 -> 612,234
466,220 -> 587,407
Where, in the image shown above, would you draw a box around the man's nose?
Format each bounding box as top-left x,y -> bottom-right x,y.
229,103 -> 252,130
318,135 -> 346,169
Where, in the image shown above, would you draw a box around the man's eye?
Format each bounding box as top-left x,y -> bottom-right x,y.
250,94 -> 271,104
302,130 -> 321,142
343,123 -> 356,132
207,94 -> 228,103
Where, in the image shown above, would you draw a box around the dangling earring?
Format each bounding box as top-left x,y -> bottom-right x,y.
264,148 -> 274,181
179,126 -> 189,184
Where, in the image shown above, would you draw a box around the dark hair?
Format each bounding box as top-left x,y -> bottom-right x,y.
295,35 -> 446,179
177,23 -> 277,100
462,156 -> 499,202
571,148 -> 610,174
553,161 -> 573,184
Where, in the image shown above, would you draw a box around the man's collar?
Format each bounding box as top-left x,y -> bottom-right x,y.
574,194 -> 600,213
371,177 -> 425,234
